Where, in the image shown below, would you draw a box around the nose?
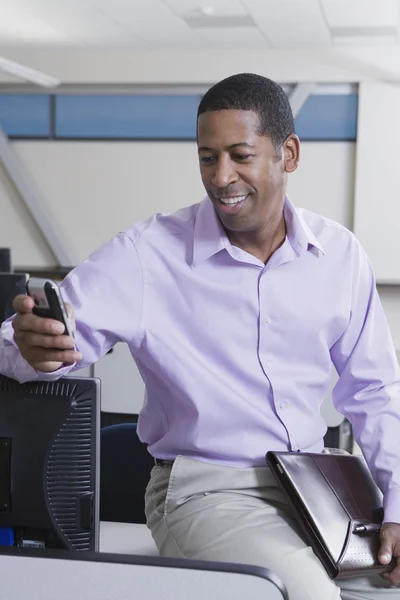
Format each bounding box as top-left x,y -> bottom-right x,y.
211,155 -> 239,188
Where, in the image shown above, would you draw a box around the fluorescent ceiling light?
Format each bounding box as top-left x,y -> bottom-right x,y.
0,57 -> 60,88
183,15 -> 255,28
330,25 -> 398,37
331,26 -> 397,46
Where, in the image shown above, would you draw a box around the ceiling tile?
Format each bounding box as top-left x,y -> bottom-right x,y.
89,0 -> 173,22
320,0 -> 399,29
125,16 -> 202,43
245,0 -> 331,47
10,0 -> 143,44
88,0 -> 202,43
197,26 -> 268,45
139,26 -> 203,45
0,2 -> 73,44
163,0 -> 248,17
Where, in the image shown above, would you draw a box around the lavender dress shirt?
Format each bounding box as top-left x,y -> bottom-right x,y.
1,197 -> 400,523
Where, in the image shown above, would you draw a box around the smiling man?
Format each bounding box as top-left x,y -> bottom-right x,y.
1,74 -> 400,600
197,92 -> 297,264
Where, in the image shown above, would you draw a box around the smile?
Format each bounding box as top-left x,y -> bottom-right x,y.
216,194 -> 249,216
218,195 -> 248,206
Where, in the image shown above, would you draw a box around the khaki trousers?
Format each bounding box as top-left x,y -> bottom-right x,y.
145,455 -> 399,600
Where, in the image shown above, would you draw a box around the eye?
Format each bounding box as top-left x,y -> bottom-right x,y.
200,156 -> 215,165
233,154 -> 252,161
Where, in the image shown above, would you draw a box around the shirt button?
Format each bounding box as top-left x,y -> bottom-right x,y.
265,316 -> 271,324
279,401 -> 287,410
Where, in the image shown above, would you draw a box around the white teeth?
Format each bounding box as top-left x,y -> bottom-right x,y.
219,195 -> 247,205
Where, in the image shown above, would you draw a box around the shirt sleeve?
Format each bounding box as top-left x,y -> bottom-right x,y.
0,232 -> 144,384
330,237 -> 400,524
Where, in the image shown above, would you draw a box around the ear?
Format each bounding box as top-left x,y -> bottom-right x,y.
283,135 -> 300,174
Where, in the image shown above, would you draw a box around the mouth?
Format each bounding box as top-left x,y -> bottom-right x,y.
216,194 -> 249,215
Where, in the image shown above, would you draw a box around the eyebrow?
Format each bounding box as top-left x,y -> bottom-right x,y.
198,142 -> 256,153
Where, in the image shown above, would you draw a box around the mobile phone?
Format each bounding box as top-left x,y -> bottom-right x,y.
26,277 -> 74,338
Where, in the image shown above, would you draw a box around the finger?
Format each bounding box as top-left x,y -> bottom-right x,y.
13,313 -> 66,335
12,294 -> 34,314
382,565 -> 400,587
379,530 -> 395,566
379,549 -> 393,566
14,332 -> 75,350
24,347 -> 82,365
27,360 -> 64,373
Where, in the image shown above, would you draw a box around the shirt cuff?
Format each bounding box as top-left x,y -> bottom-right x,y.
13,350 -> 76,383
1,318 -> 76,383
383,487 -> 400,524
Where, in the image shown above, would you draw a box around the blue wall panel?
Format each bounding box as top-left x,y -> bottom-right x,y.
295,94 -> 358,141
0,94 -> 50,137
0,92 -> 358,141
55,94 -> 202,139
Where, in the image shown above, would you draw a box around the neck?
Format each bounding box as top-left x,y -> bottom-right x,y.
227,211 -> 287,264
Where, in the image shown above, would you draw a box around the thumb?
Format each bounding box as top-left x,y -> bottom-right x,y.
379,541 -> 393,565
12,294 -> 34,314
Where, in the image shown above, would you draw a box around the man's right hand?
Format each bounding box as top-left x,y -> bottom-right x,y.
11,295 -> 82,373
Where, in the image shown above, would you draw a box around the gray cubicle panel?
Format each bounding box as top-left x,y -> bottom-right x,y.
93,341 -> 145,415
0,549 -> 288,600
320,367 -> 344,428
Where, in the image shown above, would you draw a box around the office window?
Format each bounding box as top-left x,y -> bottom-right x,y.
0,94 -> 50,137
55,94 -> 202,139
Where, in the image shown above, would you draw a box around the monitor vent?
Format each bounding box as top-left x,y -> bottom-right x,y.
46,397 -> 95,551
0,376 -> 78,397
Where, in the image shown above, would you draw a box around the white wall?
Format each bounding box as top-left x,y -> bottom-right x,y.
354,81 -> 400,284
287,142 -> 355,229
1,140 -> 355,266
1,141 -> 204,265
377,287 -> 400,351
0,161 -> 54,265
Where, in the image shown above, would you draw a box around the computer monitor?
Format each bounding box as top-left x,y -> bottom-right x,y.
0,273 -> 29,324
0,375 -> 100,551
0,248 -> 12,273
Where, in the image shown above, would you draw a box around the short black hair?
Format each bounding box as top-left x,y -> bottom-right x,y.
197,73 -> 295,149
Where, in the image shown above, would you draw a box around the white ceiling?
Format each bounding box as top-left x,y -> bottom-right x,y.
0,0 -> 399,48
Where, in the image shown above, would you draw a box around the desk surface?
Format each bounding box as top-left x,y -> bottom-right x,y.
0,545 -> 288,600
100,520 -> 158,555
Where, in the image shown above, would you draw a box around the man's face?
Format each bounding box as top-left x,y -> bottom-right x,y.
197,109 -> 299,234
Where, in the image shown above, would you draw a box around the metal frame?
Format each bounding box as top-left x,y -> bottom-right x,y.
0,123 -> 75,267
0,82 -> 357,96
289,83 -> 316,118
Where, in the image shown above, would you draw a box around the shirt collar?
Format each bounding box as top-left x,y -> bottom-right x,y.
284,196 -> 325,256
192,197 -> 228,267
192,195 -> 324,267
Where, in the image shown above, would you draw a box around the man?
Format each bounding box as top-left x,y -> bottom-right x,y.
1,73 -> 400,600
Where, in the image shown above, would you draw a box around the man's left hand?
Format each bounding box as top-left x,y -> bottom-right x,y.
378,523 -> 400,586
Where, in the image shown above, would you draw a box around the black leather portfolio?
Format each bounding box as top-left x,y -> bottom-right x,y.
266,451 -> 392,579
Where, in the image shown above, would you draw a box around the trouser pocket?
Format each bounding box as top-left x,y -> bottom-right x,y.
145,456 -> 183,523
